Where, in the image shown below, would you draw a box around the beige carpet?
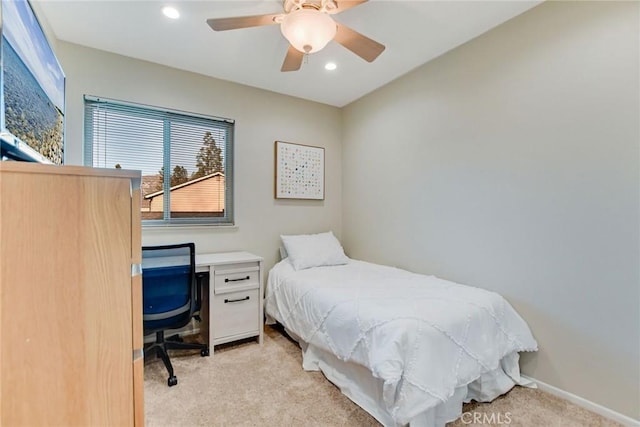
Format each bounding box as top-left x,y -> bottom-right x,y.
144,325 -> 620,426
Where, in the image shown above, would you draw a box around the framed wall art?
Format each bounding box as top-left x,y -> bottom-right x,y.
275,141 -> 324,200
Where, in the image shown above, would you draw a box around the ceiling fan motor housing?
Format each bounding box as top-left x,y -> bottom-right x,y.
283,0 -> 338,14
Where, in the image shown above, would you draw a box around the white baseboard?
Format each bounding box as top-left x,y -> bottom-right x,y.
521,375 -> 640,427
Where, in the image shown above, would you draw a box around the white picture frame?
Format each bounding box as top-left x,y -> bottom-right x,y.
275,141 -> 325,200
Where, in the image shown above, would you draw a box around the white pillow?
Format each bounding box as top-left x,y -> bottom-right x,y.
279,246 -> 288,260
280,231 -> 349,271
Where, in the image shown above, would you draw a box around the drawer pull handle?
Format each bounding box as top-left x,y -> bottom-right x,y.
225,276 -> 250,283
224,296 -> 250,303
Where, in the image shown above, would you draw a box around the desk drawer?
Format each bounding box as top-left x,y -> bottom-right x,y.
214,263 -> 259,294
212,289 -> 259,340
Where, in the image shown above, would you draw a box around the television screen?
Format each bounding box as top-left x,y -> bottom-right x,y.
0,0 -> 65,164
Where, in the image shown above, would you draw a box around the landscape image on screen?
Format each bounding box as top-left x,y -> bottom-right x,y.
2,0 -> 65,164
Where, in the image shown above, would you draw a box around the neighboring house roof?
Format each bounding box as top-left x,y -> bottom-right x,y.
141,174 -> 162,196
144,172 -> 224,200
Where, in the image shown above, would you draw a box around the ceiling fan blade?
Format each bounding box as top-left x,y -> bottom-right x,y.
207,14 -> 281,31
329,0 -> 368,14
281,45 -> 304,72
334,23 -> 385,62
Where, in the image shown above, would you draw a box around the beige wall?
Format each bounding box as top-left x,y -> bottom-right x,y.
342,1 -> 639,420
58,41 -> 342,272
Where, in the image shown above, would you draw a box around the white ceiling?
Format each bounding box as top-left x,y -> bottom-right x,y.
36,0 -> 541,107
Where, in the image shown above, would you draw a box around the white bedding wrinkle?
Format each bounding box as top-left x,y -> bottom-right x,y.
265,259 -> 538,425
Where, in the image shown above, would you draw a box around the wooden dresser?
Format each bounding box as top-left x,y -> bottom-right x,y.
0,162 -> 144,426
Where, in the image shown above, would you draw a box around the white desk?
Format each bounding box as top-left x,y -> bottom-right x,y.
196,251 -> 264,353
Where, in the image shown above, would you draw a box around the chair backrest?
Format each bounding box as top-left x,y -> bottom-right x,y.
142,243 -> 197,334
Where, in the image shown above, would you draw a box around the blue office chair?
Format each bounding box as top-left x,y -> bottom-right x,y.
142,243 -> 209,387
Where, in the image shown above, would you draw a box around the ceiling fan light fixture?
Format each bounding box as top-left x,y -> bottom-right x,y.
280,9 -> 336,54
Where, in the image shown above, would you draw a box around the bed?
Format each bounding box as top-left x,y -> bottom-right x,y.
265,232 -> 538,427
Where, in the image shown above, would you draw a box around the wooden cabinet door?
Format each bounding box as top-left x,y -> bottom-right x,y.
131,182 -> 144,427
1,168 -> 134,425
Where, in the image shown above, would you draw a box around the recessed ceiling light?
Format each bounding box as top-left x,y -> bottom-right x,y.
324,62 -> 337,71
162,6 -> 180,19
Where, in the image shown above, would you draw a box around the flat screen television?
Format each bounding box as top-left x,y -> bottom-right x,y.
0,0 -> 65,164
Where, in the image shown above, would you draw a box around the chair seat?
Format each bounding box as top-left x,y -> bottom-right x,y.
143,311 -> 192,335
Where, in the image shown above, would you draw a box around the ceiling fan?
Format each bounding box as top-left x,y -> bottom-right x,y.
207,0 -> 385,72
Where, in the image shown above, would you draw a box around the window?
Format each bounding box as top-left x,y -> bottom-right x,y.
84,96 -> 234,226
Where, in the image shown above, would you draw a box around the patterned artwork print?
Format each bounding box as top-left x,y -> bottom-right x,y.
275,141 -> 324,199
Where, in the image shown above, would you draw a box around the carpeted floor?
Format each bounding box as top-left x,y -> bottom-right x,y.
144,325 -> 620,426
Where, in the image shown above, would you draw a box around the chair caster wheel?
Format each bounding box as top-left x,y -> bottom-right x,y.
201,348 -> 210,357
168,376 -> 178,387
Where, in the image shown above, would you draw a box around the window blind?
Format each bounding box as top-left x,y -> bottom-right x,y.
84,96 -> 234,225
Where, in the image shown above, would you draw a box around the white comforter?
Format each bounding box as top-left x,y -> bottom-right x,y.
265,259 -> 537,425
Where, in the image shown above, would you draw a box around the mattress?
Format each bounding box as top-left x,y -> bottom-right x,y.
265,258 -> 538,426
